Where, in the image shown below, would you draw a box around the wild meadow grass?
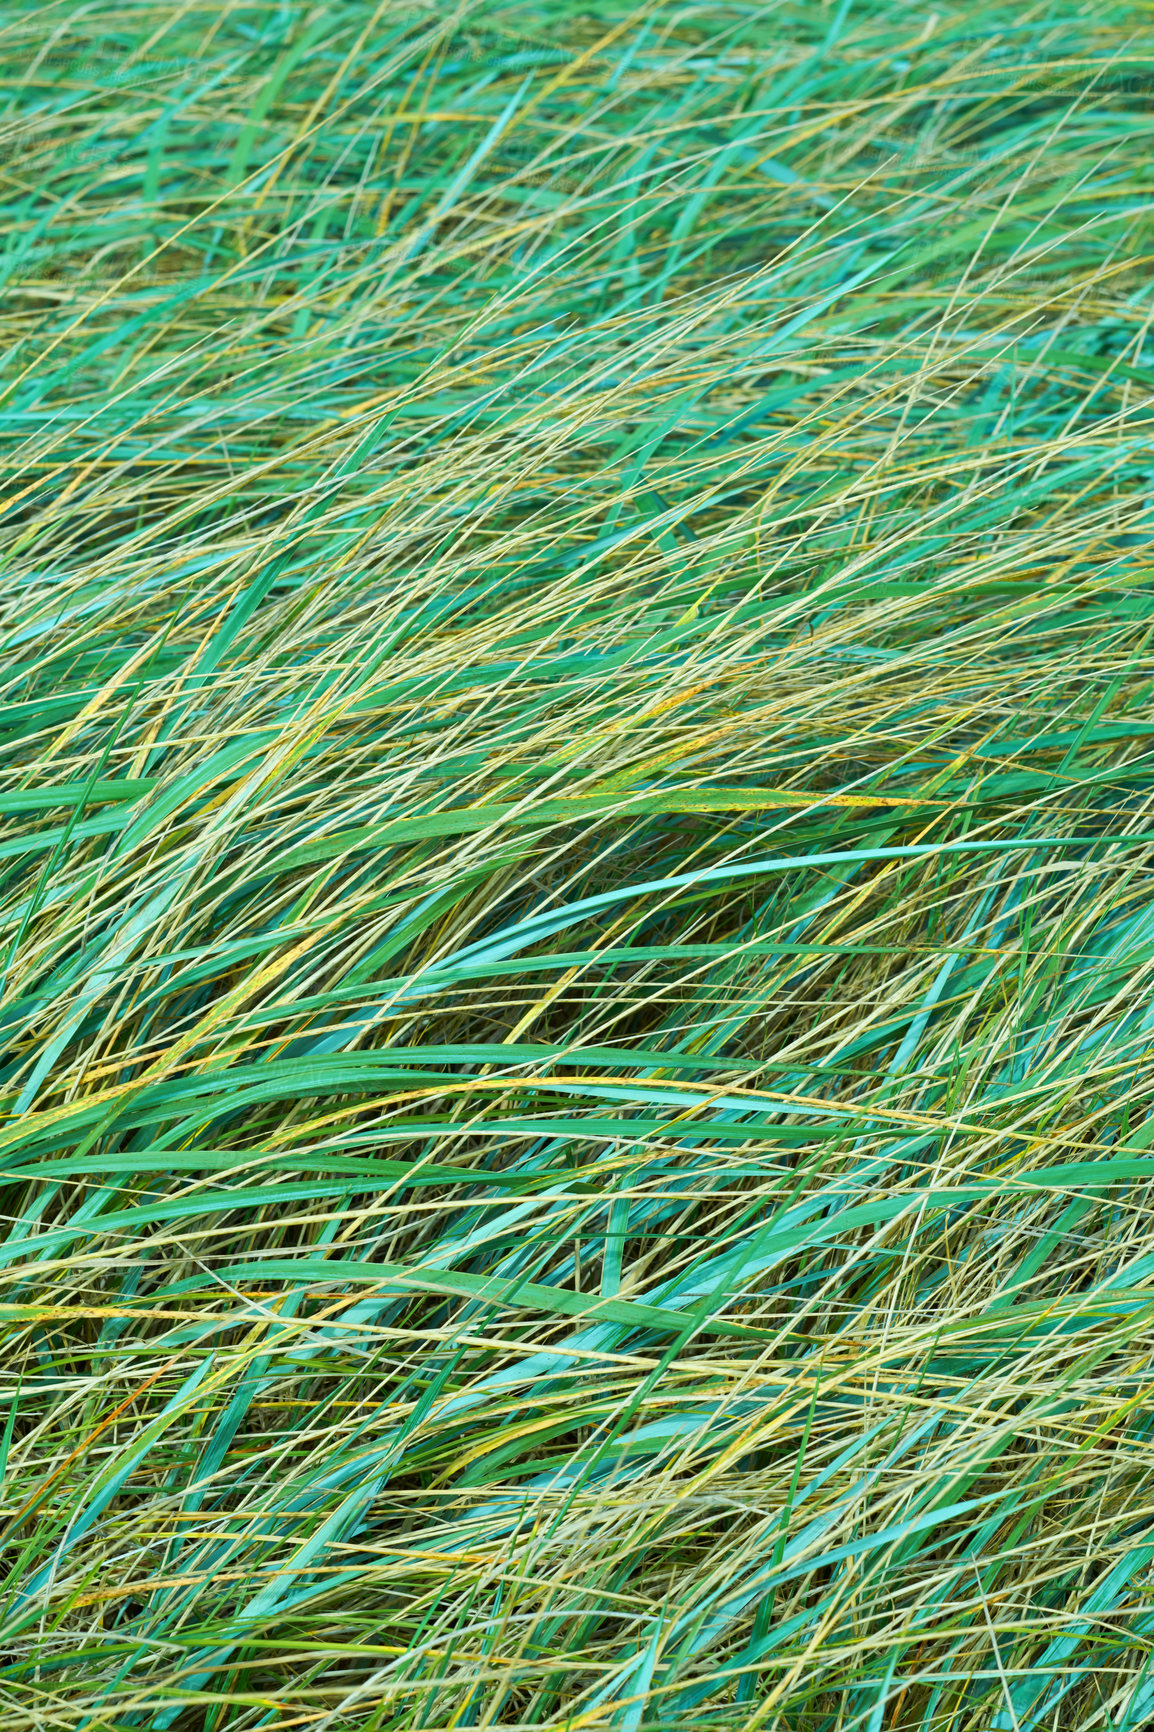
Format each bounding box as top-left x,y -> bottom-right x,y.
2,1 -> 1154,1726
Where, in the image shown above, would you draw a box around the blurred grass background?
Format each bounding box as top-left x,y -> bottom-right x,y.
3,1 -> 1154,1726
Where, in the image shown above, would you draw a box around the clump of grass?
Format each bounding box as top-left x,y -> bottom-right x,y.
2,1 -> 1154,1726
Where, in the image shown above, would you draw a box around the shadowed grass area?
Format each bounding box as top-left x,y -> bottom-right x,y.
2,1 -> 1154,1726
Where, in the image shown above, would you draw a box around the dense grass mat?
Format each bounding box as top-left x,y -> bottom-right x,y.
3,2 -> 1154,1726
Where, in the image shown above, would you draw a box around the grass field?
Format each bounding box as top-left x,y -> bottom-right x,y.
3,2 -> 1154,1726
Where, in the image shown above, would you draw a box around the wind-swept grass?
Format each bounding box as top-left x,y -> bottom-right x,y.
2,1 -> 1154,1726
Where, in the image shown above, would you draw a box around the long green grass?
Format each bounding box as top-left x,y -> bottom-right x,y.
3,1 -> 1154,1726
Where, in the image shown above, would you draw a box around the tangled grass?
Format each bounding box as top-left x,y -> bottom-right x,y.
3,1 -> 1154,1726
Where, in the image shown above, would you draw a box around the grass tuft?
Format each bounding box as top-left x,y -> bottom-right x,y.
3,2 -> 1154,1727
